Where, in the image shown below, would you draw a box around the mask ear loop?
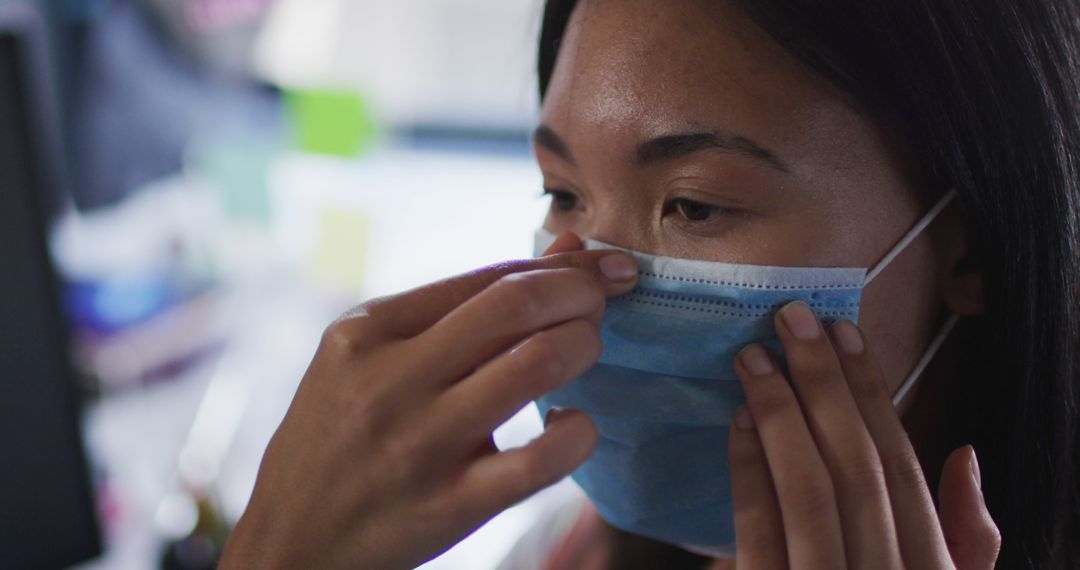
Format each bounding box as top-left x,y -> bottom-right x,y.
864,189 -> 958,286
860,189 -> 961,408
891,313 -> 960,407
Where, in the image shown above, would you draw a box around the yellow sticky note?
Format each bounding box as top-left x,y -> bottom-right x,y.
310,207 -> 370,300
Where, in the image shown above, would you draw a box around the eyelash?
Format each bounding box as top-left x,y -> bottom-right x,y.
542,189 -> 733,222
664,198 -> 734,222
542,188 -> 580,213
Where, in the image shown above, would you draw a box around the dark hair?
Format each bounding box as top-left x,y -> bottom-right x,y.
539,1 -> 1080,568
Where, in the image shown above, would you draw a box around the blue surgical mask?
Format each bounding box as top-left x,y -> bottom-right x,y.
532,191 -> 959,557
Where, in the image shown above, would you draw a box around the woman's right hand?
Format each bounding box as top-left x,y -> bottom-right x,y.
218,233 -> 638,570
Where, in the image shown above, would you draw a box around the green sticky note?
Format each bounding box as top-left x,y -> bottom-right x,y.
285,89 -> 377,157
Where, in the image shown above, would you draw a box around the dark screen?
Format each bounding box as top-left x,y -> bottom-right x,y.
0,31 -> 102,569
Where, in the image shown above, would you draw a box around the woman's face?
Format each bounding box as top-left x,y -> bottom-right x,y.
536,0 -> 961,398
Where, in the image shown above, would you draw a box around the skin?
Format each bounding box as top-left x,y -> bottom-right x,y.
220,0 -> 999,568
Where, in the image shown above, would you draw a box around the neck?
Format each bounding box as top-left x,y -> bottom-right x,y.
601,525 -> 713,570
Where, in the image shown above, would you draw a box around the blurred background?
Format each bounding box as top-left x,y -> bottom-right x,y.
0,0 -> 580,568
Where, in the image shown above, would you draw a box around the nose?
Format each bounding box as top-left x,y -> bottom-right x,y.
579,215 -> 645,251
578,211 -> 630,247
552,191 -> 654,252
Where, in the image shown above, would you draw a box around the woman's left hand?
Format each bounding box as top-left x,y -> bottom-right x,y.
727,301 -> 1001,569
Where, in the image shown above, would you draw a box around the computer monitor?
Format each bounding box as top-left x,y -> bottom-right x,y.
0,3 -> 102,568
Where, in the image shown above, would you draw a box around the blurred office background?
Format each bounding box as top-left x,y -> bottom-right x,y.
2,0 -> 577,568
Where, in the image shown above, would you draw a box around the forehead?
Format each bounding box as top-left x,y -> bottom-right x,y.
540,0 -> 861,173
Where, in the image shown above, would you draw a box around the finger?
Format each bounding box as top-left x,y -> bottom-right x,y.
775,303 -> 902,568
436,318 -> 601,447
401,268 -> 601,389
456,409 -> 598,519
939,446 -> 1001,570
730,406 -> 788,570
543,231 -> 585,255
358,250 -> 638,340
827,319 -> 953,568
734,344 -> 847,568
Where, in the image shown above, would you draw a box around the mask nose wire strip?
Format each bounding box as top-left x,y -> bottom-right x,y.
864,189 -> 958,286
891,313 -> 960,407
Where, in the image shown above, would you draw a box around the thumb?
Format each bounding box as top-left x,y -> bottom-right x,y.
938,445 -> 1001,570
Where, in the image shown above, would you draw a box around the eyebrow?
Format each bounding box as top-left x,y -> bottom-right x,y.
533,125 -> 575,163
533,124 -> 792,174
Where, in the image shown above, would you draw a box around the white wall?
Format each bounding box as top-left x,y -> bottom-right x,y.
254,0 -> 544,130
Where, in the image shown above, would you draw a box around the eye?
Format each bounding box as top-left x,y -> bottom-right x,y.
542,188 -> 581,213
665,198 -> 732,222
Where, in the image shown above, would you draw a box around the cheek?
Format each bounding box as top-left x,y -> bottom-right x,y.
541,211 -> 582,236
856,239 -> 944,392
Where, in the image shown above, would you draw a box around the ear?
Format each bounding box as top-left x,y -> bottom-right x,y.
938,204 -> 985,316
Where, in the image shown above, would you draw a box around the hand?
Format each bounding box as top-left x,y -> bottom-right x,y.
219,233 -> 638,570
727,302 -> 1001,569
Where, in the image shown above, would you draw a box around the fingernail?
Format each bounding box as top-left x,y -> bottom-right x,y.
599,254 -> 637,282
734,405 -> 755,431
830,320 -> 865,355
545,407 -> 568,426
968,445 -> 982,490
544,232 -> 582,255
781,301 -> 821,340
738,345 -> 775,376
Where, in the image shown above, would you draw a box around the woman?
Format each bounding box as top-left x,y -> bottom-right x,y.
220,0 -> 1080,568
